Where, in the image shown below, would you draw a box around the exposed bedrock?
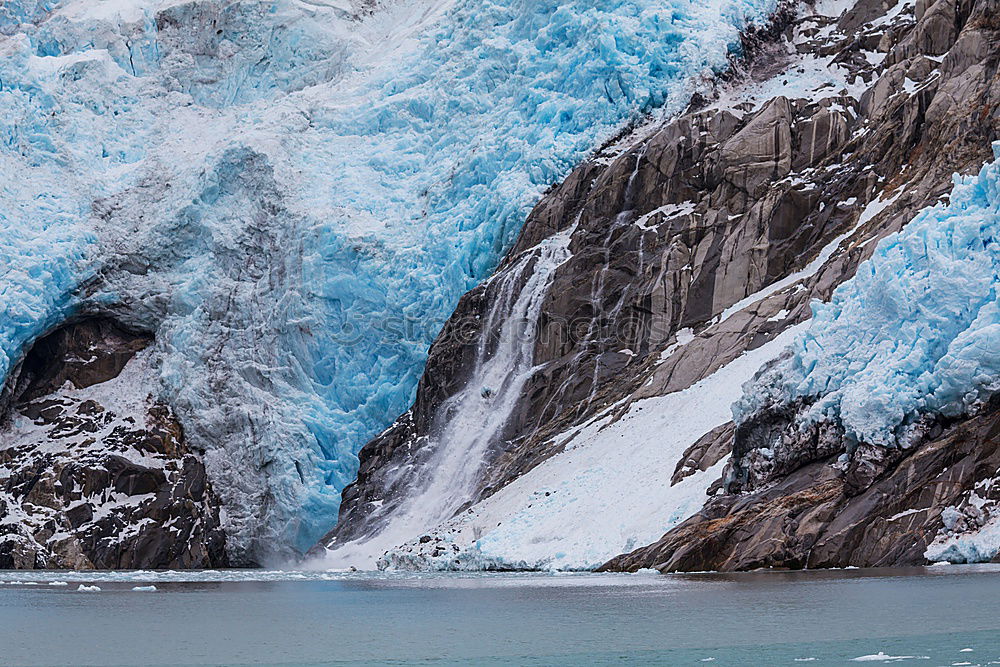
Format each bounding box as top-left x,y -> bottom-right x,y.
0,318 -> 228,569
325,0 -> 1000,569
603,0 -> 1000,572
602,395 -> 1000,572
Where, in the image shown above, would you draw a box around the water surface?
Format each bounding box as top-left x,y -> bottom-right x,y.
3,565 -> 1000,665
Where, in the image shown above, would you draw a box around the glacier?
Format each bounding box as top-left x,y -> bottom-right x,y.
0,0 -> 778,560
735,143 -> 1000,448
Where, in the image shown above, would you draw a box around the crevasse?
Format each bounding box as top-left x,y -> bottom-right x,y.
734,143 -> 1000,447
1,0 -> 776,559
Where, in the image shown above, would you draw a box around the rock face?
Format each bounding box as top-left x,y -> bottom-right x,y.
323,0 -> 1000,570
603,396 -> 1000,571
0,319 -> 228,569
603,0 -> 1000,572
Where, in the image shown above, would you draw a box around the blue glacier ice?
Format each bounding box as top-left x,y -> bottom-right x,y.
735,143 -> 1000,448
1,0 -> 777,560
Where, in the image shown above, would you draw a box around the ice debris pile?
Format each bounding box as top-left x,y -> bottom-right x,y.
735,143 -> 1000,448
0,0 -> 776,559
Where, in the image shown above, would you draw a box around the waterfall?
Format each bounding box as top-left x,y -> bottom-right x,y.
320,225 -> 576,567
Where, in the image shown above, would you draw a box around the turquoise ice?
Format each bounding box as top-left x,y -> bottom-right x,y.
736,143 -> 1000,448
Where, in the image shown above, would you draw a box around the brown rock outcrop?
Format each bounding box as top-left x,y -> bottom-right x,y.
602,396 -> 1000,571
0,318 -> 229,569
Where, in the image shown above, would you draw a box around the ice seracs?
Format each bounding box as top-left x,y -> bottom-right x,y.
735,143 -> 1000,448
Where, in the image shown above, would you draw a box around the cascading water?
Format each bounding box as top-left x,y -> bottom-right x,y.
582,145 -> 652,408
320,226 -> 576,567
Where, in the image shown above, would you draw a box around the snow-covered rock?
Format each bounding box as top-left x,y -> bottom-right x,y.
0,319 -> 228,569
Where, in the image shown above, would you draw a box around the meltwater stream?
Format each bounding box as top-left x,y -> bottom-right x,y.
3,565 -> 1000,665
321,226 -> 576,567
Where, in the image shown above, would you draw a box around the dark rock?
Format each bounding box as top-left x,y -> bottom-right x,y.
602,398 -> 1000,572
0,318 -> 228,569
6,318 -> 152,407
672,423 -> 735,486
64,502 -> 93,529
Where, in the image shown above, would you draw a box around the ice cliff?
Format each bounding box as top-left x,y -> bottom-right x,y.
736,144 -> 1000,448
0,0 -> 777,561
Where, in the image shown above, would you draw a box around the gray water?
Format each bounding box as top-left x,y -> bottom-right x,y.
2,565 -> 1000,666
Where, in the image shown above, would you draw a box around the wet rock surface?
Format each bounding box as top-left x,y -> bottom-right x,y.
0,319 -> 228,569
326,0 -> 1000,570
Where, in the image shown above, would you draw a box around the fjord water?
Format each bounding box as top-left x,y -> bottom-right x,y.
3,566 -> 1000,666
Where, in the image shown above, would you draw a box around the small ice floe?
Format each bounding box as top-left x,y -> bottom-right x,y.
699,659 -> 715,663
632,568 -> 660,575
131,585 -> 157,592
48,581 -> 68,586
851,653 -> 929,662
794,659 -> 818,662
76,584 -> 101,592
959,648 -> 974,652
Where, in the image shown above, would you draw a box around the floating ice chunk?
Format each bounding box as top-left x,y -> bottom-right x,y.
131,585 -> 157,592
851,653 -> 929,662
925,512 -> 1000,564
76,584 -> 101,592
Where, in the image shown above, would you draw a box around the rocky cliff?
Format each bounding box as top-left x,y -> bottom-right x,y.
0,318 -> 228,569
320,0 -> 1000,570
604,0 -> 1000,572
5,0 -> 998,572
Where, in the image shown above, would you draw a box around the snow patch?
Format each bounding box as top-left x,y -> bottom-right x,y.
322,322 -> 806,571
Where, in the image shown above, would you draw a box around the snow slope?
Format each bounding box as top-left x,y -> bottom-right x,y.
735,143 -> 1000,448
321,323 -> 806,571
1,0 -> 777,558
